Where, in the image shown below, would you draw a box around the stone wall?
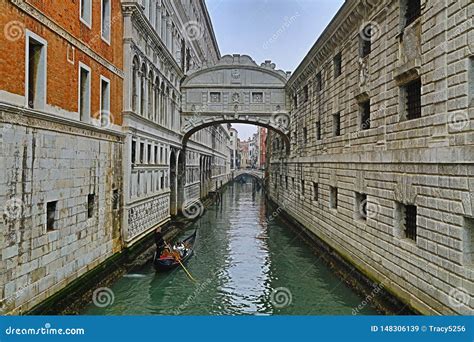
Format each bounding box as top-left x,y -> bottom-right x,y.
0,106 -> 123,314
268,0 -> 473,315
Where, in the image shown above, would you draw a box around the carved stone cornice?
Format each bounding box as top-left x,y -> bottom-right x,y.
123,1 -> 184,78
288,0 -> 382,91
11,0 -> 124,78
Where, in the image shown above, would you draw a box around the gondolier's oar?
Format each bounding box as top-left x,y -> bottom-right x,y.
164,241 -> 197,282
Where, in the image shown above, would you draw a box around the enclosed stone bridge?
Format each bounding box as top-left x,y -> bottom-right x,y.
181,54 -> 291,151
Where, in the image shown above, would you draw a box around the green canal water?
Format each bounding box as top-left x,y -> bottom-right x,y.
83,180 -> 378,315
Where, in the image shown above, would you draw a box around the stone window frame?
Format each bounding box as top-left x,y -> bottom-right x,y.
399,77 -> 422,121
463,216 -> 474,266
332,112 -> 341,137
313,182 -> 319,201
401,0 -> 421,29
359,24 -> 372,58
333,52 -> 342,78
78,62 -> 92,123
394,201 -> 418,243
354,192 -> 368,221
209,91 -> 221,103
80,0 -> 93,29
87,193 -> 96,219
251,91 -> 264,103
25,30 -> 47,110
99,75 -> 111,127
358,98 -> 371,130
45,200 -> 58,233
101,0 -> 111,44
330,186 -> 338,210
315,121 -> 322,141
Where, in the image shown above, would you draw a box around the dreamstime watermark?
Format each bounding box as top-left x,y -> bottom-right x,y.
359,21 -> 381,42
183,20 -> 205,42
359,198 -> 381,220
92,110 -> 115,129
3,198 -> 24,220
5,323 -> 85,336
447,111 -> 470,132
172,277 -> 214,315
92,287 -> 115,308
182,199 -> 205,219
263,13 -> 300,50
271,111 -> 291,131
352,282 -> 385,315
4,20 -> 25,42
270,287 -> 293,308
0,281 -> 31,314
448,287 -> 470,309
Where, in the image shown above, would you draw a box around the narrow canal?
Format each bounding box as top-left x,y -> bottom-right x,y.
83,179 -> 378,315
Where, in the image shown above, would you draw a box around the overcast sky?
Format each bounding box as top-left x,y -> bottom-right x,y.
206,0 -> 344,140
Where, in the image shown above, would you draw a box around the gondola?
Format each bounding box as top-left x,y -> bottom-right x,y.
153,229 -> 197,271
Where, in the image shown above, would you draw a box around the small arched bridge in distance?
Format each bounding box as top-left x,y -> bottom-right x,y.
233,169 -> 265,181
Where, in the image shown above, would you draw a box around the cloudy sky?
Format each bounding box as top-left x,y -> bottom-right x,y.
206,0 -> 344,140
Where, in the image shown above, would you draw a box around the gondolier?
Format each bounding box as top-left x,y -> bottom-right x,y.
154,228 -> 165,256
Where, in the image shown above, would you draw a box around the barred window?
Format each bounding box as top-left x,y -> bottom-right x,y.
330,186 -> 338,209
360,24 -> 372,57
315,72 -> 323,91
404,205 -> 417,241
360,100 -> 371,130
313,182 -> 319,201
303,127 -> 308,143
405,78 -> 421,120
303,85 -> 309,102
334,53 -> 342,78
405,0 -> 421,27
316,121 -> 321,140
333,113 -> 341,137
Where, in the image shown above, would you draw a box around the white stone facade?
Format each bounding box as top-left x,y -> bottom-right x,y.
268,0 -> 473,314
121,0 -> 232,245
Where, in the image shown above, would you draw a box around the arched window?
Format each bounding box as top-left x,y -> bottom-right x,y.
160,82 -> 165,125
148,70 -> 153,119
140,64 -> 147,116
154,76 -> 160,122
132,56 -> 139,112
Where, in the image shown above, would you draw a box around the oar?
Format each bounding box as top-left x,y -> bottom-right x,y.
164,241 -> 197,282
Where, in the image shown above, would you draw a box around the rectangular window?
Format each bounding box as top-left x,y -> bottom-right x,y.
330,186 -> 338,209
46,201 -> 57,232
112,189 -> 119,210
313,182 -> 319,201
333,53 -> 342,78
355,192 -> 368,221
303,85 -> 309,102
404,0 -> 421,27
139,142 -> 144,163
154,146 -> 158,164
301,180 -> 305,195
210,92 -> 221,103
360,24 -> 372,57
26,32 -> 47,109
131,140 -> 136,164
303,127 -> 308,143
252,92 -> 264,103
293,95 -> 298,109
360,100 -> 371,130
463,217 -> 474,265
332,113 -> 341,137
404,78 -> 421,120
315,72 -> 322,92
87,194 -> 95,218
147,144 -> 152,163
316,121 -> 321,140
285,176 -> 288,190
292,177 -> 295,188
100,76 -> 110,127
80,0 -> 92,27
397,203 -> 417,241
79,63 -> 91,123
101,0 -> 111,43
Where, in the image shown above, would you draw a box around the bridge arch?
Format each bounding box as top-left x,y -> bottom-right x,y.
180,54 -> 291,152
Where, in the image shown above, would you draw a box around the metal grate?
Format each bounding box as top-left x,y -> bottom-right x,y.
361,100 -> 371,129
405,0 -> 421,27
405,79 -> 421,120
316,121 -> 321,140
405,205 -> 417,241
334,53 -> 342,78
333,113 -> 341,136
